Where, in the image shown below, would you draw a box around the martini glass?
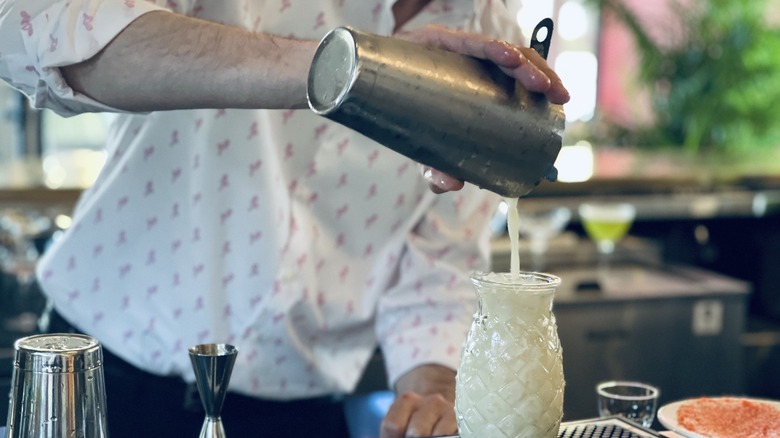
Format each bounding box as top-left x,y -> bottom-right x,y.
578,202 -> 636,272
516,206 -> 571,271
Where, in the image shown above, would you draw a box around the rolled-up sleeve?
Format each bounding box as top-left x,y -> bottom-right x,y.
0,0 -> 167,116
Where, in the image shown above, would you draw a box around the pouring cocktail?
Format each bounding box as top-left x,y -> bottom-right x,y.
455,272 -> 565,438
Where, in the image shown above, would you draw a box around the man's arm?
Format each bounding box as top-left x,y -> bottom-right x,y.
60,11 -> 568,114
60,10 -> 317,112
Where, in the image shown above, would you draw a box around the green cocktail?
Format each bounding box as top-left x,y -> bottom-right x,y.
578,203 -> 636,255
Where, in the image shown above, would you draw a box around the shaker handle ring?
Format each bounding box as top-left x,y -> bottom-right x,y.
530,18 -> 554,60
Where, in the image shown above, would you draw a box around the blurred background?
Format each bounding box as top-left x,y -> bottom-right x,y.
1,0 -> 779,428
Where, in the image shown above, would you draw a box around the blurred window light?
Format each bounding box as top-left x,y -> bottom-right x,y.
43,149 -> 106,189
555,141 -> 594,182
515,0 -> 556,40
558,0 -> 590,41
555,51 -> 598,122
752,192 -> 768,217
41,110 -> 108,189
54,214 -> 73,230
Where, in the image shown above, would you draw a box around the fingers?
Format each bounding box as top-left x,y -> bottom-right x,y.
422,166 -> 465,194
431,404 -> 457,436
404,25 -> 508,67
380,392 -> 457,438
486,43 -> 570,104
401,25 -> 570,105
381,392 -> 420,438
484,41 -> 552,91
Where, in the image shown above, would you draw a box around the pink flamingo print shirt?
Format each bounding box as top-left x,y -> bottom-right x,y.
0,0 -> 519,399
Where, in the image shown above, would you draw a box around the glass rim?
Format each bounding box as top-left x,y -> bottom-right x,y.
579,201 -> 636,210
578,202 -> 636,218
470,271 -> 561,290
188,343 -> 238,357
596,380 -> 660,400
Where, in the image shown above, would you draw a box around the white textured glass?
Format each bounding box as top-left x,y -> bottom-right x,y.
456,272 -> 564,438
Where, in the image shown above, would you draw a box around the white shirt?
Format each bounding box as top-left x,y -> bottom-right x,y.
0,0 -> 518,399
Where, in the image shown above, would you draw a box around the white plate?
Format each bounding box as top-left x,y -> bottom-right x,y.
657,397 -> 780,438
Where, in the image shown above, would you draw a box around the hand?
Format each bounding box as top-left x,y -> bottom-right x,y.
401,25 -> 571,194
398,24 -> 570,105
381,391 -> 457,438
380,364 -> 457,438
421,166 -> 464,195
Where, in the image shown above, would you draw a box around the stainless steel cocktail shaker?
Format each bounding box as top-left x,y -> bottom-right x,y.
5,333 -> 109,438
307,20 -> 565,198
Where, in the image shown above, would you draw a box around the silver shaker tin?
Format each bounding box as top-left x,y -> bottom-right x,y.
307,26 -> 565,198
5,333 -> 109,438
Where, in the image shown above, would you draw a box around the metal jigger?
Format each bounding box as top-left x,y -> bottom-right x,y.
188,344 -> 238,438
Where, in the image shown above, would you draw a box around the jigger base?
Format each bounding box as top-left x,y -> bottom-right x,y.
199,417 -> 226,438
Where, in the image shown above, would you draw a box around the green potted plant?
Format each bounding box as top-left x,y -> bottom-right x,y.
586,0 -> 780,156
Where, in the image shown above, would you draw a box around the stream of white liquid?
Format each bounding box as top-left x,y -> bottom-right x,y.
504,197 -> 520,279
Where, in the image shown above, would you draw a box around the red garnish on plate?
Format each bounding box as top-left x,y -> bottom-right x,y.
677,397 -> 780,438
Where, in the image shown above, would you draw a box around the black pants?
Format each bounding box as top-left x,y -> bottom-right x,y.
45,309 -> 351,438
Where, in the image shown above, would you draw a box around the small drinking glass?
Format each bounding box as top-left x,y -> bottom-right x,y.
596,380 -> 660,428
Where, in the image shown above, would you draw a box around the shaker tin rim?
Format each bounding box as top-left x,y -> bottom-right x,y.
13,333 -> 103,373
14,333 -> 100,353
